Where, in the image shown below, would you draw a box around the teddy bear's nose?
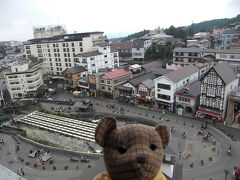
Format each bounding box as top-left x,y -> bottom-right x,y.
137,156 -> 146,164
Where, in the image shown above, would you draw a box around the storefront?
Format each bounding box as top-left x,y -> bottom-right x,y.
197,108 -> 223,123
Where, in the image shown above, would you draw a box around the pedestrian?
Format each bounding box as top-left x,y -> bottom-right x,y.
227,146 -> 231,156
178,152 -> 182,159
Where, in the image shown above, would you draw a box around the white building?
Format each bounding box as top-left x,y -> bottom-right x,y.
24,32 -> 107,75
203,49 -> 240,77
74,43 -> 119,74
4,60 -> 43,99
33,25 -> 67,39
132,39 -> 152,60
154,65 -> 199,111
0,72 -> 7,107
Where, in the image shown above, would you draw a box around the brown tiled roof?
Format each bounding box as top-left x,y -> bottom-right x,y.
65,66 -> 87,74
94,42 -> 111,47
164,65 -> 199,82
75,51 -> 102,57
142,61 -> 162,71
110,42 -> 132,52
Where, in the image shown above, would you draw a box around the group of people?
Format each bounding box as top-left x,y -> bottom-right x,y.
17,168 -> 24,176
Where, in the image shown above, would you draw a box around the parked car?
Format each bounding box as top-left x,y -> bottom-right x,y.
81,158 -> 90,162
70,157 -> 79,162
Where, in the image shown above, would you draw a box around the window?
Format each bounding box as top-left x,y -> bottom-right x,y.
91,64 -> 95,67
179,96 -> 190,103
104,55 -> 107,58
104,47 -> 107,50
72,48 -> 75,52
108,87 -> 111,91
157,83 -> 171,90
53,44 -> 55,47
107,81 -> 110,84
71,43 -> 74,47
25,46 -> 30,49
79,42 -> 82,46
66,63 -> 68,67
100,80 -> 105,83
65,58 -> 68,62
105,61 -> 108,64
63,43 -> 65,47
80,48 -> 83,52
90,57 -> 95,61
157,94 -> 170,101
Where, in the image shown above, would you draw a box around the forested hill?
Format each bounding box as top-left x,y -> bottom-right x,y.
109,14 -> 240,42
109,30 -> 149,42
188,14 -> 240,32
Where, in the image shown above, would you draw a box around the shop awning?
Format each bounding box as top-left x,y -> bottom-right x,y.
198,109 -> 222,117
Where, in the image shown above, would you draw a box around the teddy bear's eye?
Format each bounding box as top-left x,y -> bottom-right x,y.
150,144 -> 157,151
118,145 -> 127,154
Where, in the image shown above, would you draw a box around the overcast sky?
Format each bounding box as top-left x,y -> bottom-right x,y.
0,0 -> 239,41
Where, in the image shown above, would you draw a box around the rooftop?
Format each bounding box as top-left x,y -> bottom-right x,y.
105,69 -> 132,80
221,29 -> 240,34
203,49 -> 240,54
212,62 -> 237,84
75,51 -> 102,57
64,66 -> 87,74
172,47 -> 204,53
26,31 -> 104,44
110,42 -> 132,51
176,81 -> 201,97
163,65 -> 199,83
129,72 -> 156,86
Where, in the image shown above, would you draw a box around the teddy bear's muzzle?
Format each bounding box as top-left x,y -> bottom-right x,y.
137,156 -> 146,164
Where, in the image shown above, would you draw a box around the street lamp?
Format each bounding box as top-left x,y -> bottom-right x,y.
224,169 -> 229,180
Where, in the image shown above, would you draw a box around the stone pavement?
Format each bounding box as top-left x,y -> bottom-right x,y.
40,101 -> 220,170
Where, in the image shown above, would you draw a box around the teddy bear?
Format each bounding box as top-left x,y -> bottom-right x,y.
93,116 -> 169,180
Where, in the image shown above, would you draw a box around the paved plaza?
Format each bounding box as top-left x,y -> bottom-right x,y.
0,89 -> 240,180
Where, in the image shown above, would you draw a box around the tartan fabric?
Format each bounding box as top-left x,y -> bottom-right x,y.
93,168 -> 167,180
95,117 -> 169,180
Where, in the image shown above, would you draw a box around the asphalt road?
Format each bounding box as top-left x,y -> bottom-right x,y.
1,90 -> 239,180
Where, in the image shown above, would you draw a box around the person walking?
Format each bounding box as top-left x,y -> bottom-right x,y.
227,146 -> 232,156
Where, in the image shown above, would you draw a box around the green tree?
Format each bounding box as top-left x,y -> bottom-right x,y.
14,47 -> 21,53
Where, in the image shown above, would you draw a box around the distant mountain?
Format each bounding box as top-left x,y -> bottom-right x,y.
188,14 -> 240,32
109,30 -> 150,42
109,37 -> 124,43
109,15 -> 240,42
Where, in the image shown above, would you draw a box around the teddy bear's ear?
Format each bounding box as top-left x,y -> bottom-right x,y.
95,116 -> 117,147
155,125 -> 169,149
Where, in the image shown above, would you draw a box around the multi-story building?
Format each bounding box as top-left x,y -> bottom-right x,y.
132,39 -> 152,60
118,69 -> 172,106
218,29 -> 240,50
175,81 -> 201,116
4,60 -> 43,99
0,72 -> 7,107
24,32 -> 107,75
154,65 -> 199,111
203,49 -> 240,77
197,63 -> 238,123
63,66 -> 88,89
110,42 -> 132,61
87,72 -> 105,97
172,48 -> 204,67
75,43 -> 119,74
33,25 -> 67,39
98,69 -> 132,99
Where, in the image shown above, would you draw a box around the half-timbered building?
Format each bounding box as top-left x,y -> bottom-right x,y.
197,62 -> 238,123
